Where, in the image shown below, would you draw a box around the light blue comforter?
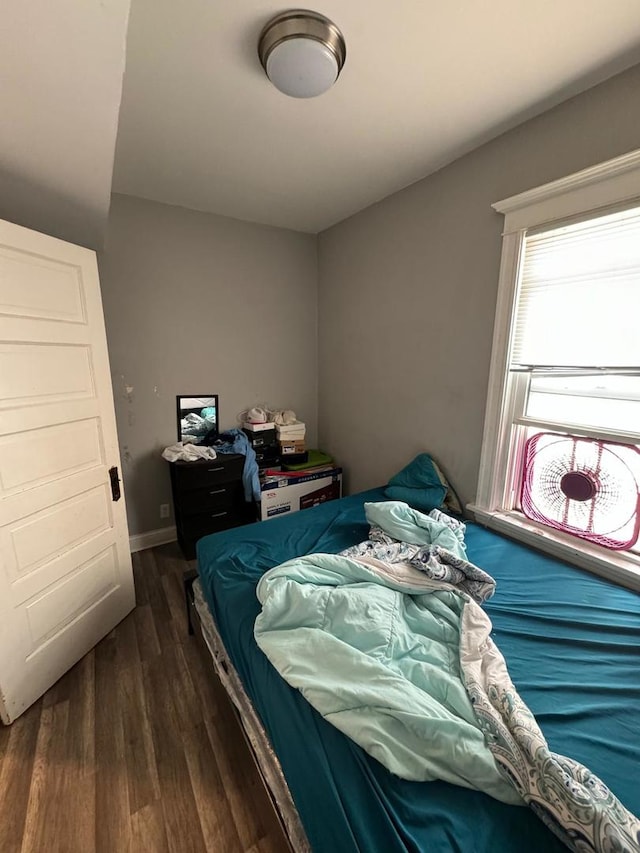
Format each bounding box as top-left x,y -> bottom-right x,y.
255,501 -> 640,853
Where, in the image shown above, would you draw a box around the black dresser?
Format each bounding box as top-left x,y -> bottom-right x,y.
169,454 -> 255,559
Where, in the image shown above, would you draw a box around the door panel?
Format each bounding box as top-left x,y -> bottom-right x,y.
0,343 -> 94,404
0,418 -> 102,494
8,485 -> 112,575
0,466 -> 108,526
0,219 -> 134,723
0,244 -> 85,323
25,547 -> 118,650
10,528 -> 118,606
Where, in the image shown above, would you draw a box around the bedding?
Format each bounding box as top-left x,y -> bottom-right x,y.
254,501 -> 640,851
197,488 -> 640,853
385,454 -> 447,511
254,507 -> 521,805
384,452 -> 462,514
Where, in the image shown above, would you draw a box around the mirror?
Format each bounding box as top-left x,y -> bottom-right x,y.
176,395 -> 219,444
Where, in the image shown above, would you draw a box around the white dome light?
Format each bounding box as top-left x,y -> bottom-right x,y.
258,10 -> 346,99
266,39 -> 338,99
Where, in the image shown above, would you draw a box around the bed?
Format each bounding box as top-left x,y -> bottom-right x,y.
191,487 -> 640,853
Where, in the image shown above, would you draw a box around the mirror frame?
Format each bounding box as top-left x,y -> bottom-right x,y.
176,395 -> 219,443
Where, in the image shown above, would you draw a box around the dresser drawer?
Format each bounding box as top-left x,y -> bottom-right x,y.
171,455 -> 244,492
177,481 -> 243,515
180,507 -> 247,543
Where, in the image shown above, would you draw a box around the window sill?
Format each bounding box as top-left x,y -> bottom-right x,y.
466,504 -> 640,593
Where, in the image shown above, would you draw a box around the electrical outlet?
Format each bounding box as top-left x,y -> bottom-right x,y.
160,503 -> 170,519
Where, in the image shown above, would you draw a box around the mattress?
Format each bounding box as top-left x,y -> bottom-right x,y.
196,488 -> 640,853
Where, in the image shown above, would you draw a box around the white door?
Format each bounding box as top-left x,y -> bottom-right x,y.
0,218 -> 134,723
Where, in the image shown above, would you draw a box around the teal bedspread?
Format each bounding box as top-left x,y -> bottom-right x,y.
197,489 -> 640,853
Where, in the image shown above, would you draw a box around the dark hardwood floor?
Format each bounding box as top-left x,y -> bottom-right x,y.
0,544 -> 286,853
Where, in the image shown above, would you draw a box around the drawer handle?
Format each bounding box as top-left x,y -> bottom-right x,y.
211,511 -> 228,518
209,488 -> 226,495
207,466 -> 224,473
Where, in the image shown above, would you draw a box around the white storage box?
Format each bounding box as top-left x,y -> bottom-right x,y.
243,421 -> 276,432
275,421 -> 306,440
259,468 -> 342,520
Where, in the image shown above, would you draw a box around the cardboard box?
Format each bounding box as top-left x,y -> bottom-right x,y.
275,422 -> 306,441
259,468 -> 342,520
254,445 -> 280,466
243,421 -> 276,432
279,439 -> 306,454
280,451 -> 308,466
243,427 -> 277,448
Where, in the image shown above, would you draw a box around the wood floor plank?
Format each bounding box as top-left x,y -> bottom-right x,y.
142,551 -> 175,653
133,548 -> 154,598
246,838 -> 286,853
203,707 -> 265,851
119,661 -> 161,815
143,653 -> 208,853
115,609 -> 142,673
0,702 -> 42,853
162,570 -> 189,641
74,651 -> 96,769
19,703 -> 55,853
21,700 -> 71,853
153,543 -> 184,577
166,639 -> 203,732
182,720 -> 244,853
130,801 -> 170,853
61,652 -> 96,853
181,633 -> 222,715
134,602 -> 162,662
95,631 -> 131,853
132,552 -> 150,605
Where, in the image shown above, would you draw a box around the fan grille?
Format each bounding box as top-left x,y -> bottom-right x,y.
520,432 -> 640,550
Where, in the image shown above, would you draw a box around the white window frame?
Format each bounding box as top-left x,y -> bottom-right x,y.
468,149 -> 640,592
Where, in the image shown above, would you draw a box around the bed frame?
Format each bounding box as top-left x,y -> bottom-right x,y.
183,569 -> 303,853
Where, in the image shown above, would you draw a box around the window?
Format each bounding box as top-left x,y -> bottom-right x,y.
470,150 -> 640,591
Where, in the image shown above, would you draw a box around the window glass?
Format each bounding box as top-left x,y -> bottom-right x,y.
524,374 -> 640,435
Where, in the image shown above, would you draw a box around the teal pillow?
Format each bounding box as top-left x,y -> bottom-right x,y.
384,453 -> 447,512
384,484 -> 445,513
388,453 -> 443,488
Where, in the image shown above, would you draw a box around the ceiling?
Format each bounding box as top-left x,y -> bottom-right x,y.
3,2 -> 640,248
0,0 -> 130,249
112,0 -> 640,233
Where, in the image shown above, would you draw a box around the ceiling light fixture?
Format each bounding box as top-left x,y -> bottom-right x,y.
258,10 -> 346,99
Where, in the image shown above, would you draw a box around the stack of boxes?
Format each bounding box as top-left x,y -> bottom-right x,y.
243,416 -> 342,521
276,420 -> 307,467
242,418 -> 310,474
242,421 -> 280,475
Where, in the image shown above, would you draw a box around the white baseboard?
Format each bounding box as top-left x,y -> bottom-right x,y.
129,525 -> 177,553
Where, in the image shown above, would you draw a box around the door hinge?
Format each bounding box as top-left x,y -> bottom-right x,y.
109,466 -> 121,501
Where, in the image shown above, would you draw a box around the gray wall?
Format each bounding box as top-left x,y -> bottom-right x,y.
99,194 -> 317,535
317,63 -> 640,505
